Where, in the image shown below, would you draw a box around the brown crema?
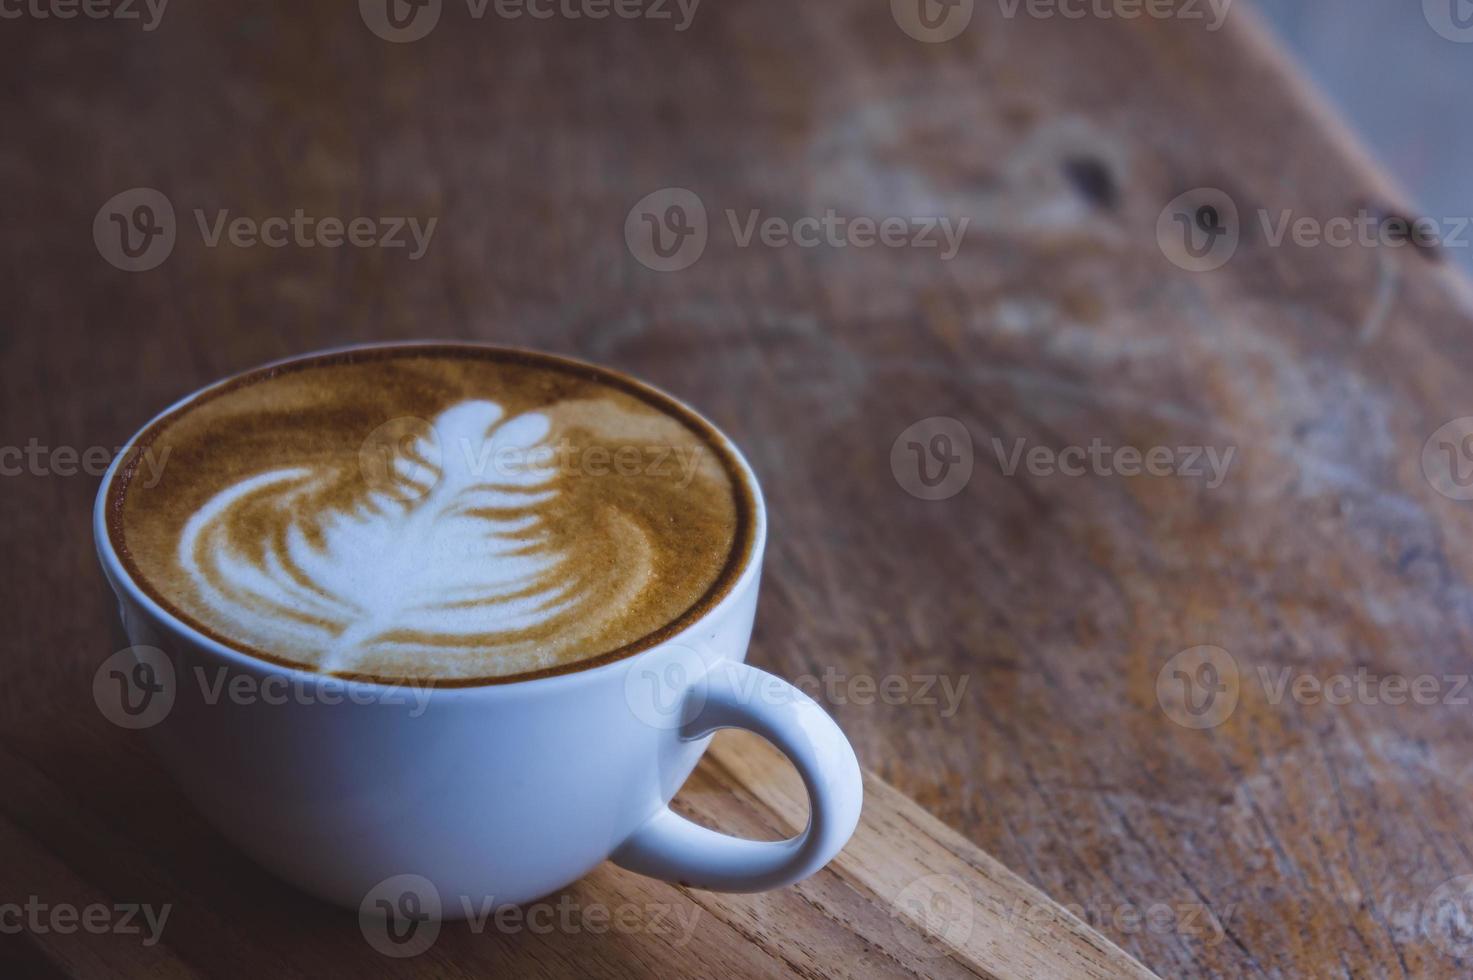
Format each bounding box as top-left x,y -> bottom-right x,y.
107,346 -> 755,685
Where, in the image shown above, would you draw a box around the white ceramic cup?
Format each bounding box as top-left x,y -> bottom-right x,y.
91,349 -> 864,916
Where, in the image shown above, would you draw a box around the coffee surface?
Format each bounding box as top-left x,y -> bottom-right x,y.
109,347 -> 752,683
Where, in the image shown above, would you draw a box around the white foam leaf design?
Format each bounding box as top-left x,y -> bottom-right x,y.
178,400 -> 574,672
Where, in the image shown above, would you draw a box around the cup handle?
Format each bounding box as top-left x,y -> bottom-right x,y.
612,661 -> 864,892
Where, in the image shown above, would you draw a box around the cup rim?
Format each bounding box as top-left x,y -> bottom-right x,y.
93,341 -> 768,694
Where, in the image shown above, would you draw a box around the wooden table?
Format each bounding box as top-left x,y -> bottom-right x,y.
5,2 -> 1473,975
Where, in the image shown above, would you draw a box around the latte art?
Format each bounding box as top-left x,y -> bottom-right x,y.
178,399 -> 646,676
109,347 -> 752,683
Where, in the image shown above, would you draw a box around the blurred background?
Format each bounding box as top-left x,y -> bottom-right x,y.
1256,0 -> 1473,272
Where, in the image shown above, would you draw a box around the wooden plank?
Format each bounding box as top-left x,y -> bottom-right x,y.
697,732 -> 1157,979
0,724 -> 1151,978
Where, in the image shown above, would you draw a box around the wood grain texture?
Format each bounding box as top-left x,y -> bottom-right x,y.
0,723 -> 1155,978
4,1 -> 1473,975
